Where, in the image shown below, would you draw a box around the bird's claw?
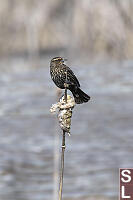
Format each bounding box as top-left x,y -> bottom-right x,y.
64,83 -> 69,88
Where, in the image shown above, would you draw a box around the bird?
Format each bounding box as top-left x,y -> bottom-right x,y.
50,57 -> 90,104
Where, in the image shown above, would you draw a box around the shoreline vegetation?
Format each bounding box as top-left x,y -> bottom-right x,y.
0,0 -> 133,59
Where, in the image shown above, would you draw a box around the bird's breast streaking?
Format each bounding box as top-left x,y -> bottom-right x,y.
50,65 -> 79,89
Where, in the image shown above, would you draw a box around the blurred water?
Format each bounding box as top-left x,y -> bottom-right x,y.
0,57 -> 133,200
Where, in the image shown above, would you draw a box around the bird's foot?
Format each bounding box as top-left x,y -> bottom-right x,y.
64,83 -> 69,88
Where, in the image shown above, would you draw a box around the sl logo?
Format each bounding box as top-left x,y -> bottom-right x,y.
120,169 -> 133,199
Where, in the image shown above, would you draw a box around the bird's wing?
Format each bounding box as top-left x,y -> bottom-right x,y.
64,65 -> 80,87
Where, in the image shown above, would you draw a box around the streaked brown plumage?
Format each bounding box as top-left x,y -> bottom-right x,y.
50,57 -> 90,104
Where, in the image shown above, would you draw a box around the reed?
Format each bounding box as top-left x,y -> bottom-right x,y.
59,80 -> 67,200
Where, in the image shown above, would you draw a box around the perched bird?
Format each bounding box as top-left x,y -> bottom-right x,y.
50,57 -> 90,104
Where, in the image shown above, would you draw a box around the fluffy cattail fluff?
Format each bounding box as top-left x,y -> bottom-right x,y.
50,95 -> 75,135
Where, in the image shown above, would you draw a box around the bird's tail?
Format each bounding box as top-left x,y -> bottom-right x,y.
70,87 -> 90,104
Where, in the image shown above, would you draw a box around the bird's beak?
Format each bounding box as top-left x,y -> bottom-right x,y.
62,58 -> 67,63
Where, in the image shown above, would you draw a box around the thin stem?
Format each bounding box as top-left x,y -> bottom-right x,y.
58,70 -> 68,200
59,130 -> 66,200
64,70 -> 67,103
65,87 -> 67,103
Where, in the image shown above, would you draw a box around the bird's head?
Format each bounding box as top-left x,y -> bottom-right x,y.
51,57 -> 67,66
